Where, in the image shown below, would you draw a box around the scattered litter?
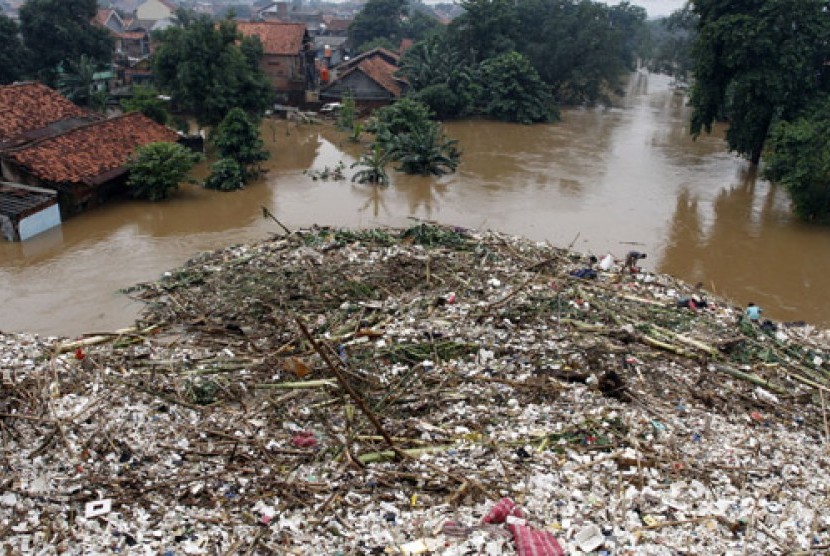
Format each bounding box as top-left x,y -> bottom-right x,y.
84,499 -> 112,518
2,224 -> 830,554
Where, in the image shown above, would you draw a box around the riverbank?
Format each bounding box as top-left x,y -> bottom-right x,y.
2,224 -> 829,554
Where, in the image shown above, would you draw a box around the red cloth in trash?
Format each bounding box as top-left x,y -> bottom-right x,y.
290,431 -> 317,448
482,497 -> 524,524
507,523 -> 565,556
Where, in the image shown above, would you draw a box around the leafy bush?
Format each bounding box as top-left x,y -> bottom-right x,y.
413,83 -> 467,120
128,142 -> 202,201
213,107 -> 269,181
479,51 -> 556,124
764,98 -> 830,222
204,157 -> 244,191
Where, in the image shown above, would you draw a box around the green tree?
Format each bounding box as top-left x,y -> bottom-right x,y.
204,158 -> 245,191
19,0 -> 112,85
336,92 -> 356,131
515,0 -> 644,106
647,6 -> 697,83
398,34 -> 479,117
449,0 -> 518,63
0,14 -> 27,85
57,54 -> 106,107
478,51 -> 555,124
386,121 -> 460,176
763,97 -> 830,222
127,142 -> 202,201
689,0 -> 829,164
349,0 -> 407,51
366,97 -> 437,138
153,16 -> 272,126
351,144 -> 390,185
413,83 -> 467,120
121,86 -> 170,126
212,107 -> 269,181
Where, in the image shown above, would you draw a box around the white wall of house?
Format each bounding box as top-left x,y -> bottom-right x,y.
18,204 -> 61,241
136,0 -> 173,20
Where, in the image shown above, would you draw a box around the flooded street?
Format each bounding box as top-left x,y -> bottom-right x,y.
2,71 -> 829,336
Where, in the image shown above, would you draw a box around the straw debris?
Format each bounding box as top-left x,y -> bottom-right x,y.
2,223 -> 830,554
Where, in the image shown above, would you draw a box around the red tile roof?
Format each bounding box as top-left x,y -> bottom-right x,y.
5,112 -> 179,185
344,56 -> 404,97
323,18 -> 352,33
236,22 -> 306,56
0,83 -> 92,144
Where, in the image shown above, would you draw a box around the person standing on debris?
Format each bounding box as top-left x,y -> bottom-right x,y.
745,302 -> 762,323
624,251 -> 646,274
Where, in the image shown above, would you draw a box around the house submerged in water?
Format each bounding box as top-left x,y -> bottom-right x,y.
0,82 -> 179,240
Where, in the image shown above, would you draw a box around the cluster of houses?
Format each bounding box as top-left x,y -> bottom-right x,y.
0,0 -> 451,240
0,83 -> 178,241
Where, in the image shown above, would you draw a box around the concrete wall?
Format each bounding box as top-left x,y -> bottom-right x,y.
18,204 -> 61,241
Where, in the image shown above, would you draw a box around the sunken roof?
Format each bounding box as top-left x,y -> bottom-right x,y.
333,55 -> 405,97
0,182 -> 57,220
236,22 -> 307,56
0,83 -> 93,145
5,112 -> 179,186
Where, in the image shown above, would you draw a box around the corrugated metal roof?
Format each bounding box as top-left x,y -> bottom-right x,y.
0,182 -> 57,219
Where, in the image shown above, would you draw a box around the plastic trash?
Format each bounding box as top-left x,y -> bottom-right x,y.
599,254 -> 614,271
508,523 -> 564,556
483,497 -> 524,524
574,523 -> 604,552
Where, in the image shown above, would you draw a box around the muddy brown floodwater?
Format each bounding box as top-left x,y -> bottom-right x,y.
2,71 -> 829,337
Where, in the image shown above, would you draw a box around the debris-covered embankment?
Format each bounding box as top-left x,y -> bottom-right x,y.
2,224 -> 830,555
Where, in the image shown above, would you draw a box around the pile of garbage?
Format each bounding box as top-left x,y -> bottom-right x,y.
2,223 -> 830,555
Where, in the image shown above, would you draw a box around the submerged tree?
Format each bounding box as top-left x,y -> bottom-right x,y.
386,121 -> 460,176
204,157 -> 245,192
478,51 -> 555,124
764,97 -> 830,222
689,0 -> 829,164
351,144 -> 390,185
127,142 -> 202,201
212,107 -> 269,182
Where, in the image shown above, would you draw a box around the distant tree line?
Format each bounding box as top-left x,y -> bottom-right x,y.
350,0 -> 650,124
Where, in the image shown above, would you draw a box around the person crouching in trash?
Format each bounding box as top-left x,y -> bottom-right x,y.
624,251 -> 647,274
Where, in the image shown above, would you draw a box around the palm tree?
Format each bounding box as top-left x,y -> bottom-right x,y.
387,122 -> 460,176
58,54 -> 109,109
351,144 -> 390,185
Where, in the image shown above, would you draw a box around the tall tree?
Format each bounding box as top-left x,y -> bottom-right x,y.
212,107 -> 269,182
348,0 -> 407,51
647,6 -> 698,82
449,0 -> 519,63
19,0 -> 112,86
478,51 -> 555,124
57,54 -> 106,107
764,97 -> 830,222
516,0 -> 644,106
689,0 -> 829,164
153,16 -> 272,126
0,13 -> 27,85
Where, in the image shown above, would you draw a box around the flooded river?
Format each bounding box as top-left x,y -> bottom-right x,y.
2,71 -> 829,337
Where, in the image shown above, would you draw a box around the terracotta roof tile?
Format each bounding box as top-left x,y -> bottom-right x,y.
0,83 -> 92,144
324,18 -> 352,32
6,112 -> 179,185
348,57 -> 404,97
237,22 -> 306,56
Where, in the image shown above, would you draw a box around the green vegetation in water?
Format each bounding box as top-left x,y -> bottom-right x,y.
400,222 -> 470,249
